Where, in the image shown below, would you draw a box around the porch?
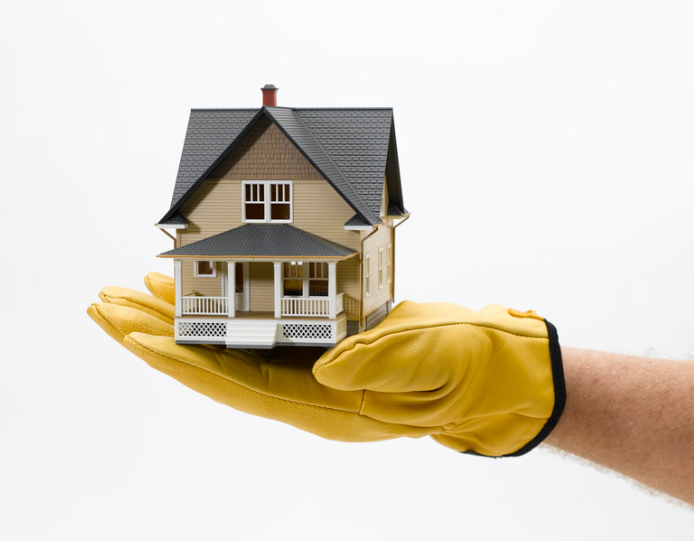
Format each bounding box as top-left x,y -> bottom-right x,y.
173,260 -> 345,319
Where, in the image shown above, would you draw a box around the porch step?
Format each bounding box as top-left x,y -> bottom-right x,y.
226,320 -> 279,349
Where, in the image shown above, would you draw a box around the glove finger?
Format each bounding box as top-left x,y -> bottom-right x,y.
99,286 -> 174,324
123,332 -> 425,442
144,272 -> 175,305
87,302 -> 174,344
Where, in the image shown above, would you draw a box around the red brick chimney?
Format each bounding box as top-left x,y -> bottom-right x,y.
261,84 -> 278,106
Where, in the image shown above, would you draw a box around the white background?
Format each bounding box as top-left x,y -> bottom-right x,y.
2,0 -> 694,538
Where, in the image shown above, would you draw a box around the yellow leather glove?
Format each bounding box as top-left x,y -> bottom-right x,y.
88,273 -> 565,457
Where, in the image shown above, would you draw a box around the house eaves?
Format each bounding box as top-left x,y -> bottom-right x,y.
159,224 -> 357,259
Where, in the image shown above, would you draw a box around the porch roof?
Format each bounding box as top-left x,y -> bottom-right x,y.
159,224 -> 357,259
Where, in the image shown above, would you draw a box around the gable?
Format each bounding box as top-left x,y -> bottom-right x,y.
159,107 -> 405,227
208,116 -> 323,181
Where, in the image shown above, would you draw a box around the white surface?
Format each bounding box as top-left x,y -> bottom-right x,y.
2,1 -> 694,539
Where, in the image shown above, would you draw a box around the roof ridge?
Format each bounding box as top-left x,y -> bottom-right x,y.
188,107 -> 393,112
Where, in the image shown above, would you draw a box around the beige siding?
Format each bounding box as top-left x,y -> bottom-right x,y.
361,224 -> 394,316
337,257 -> 359,319
293,179 -> 358,249
179,178 -> 242,245
181,260 -> 223,297
249,262 -> 274,312
176,117 -> 360,251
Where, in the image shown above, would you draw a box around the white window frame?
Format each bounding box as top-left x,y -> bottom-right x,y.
282,261 -> 330,297
387,244 -> 392,284
378,248 -> 384,289
365,254 -> 371,297
283,261 -> 305,297
242,180 -> 293,223
194,260 -> 217,278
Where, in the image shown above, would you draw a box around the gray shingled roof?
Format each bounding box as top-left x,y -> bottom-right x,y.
166,108 -> 259,210
159,224 -> 357,259
344,214 -> 371,228
158,106 -> 402,227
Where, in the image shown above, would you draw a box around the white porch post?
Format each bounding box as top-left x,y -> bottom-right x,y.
227,261 -> 236,318
174,260 -> 182,317
274,261 -> 282,318
328,261 -> 337,319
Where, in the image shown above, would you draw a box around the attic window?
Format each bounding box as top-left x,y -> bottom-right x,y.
243,181 -> 292,223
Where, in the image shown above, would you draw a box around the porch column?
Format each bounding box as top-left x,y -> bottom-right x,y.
274,261 -> 282,318
174,260 -> 182,317
227,261 -> 236,318
328,261 -> 337,319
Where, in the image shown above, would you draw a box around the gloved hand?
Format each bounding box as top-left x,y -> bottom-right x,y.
88,273 -> 565,457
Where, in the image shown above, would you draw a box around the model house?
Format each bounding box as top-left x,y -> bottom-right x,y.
156,85 -> 408,348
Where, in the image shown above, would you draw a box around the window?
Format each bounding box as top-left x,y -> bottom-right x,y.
365,255 -> 371,296
378,248 -> 383,289
195,261 -> 216,277
309,262 -> 329,297
387,244 -> 392,284
283,261 -> 304,296
283,261 -> 330,297
243,181 -> 292,223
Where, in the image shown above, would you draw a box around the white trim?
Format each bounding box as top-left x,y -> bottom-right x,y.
328,262 -> 337,319
378,248 -> 384,289
174,260 -> 182,317
242,180 -> 293,223
156,223 -> 188,230
274,262 -> 283,318
344,224 -> 374,231
227,262 -> 236,318
194,261 -> 217,277
387,244 -> 392,284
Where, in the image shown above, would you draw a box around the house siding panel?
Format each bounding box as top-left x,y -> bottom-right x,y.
362,224 -> 394,317
181,260 -> 222,296
249,262 -> 274,312
337,257 -> 359,319
293,179 -> 359,250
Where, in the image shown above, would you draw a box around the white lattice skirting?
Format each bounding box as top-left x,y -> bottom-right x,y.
178,321 -> 227,338
281,323 -> 333,341
175,315 -> 348,346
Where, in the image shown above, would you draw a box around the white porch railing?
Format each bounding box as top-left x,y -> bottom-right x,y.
181,296 -> 228,315
281,293 -> 344,317
180,293 -> 345,317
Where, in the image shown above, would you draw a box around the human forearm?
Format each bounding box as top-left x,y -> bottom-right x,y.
544,347 -> 694,505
